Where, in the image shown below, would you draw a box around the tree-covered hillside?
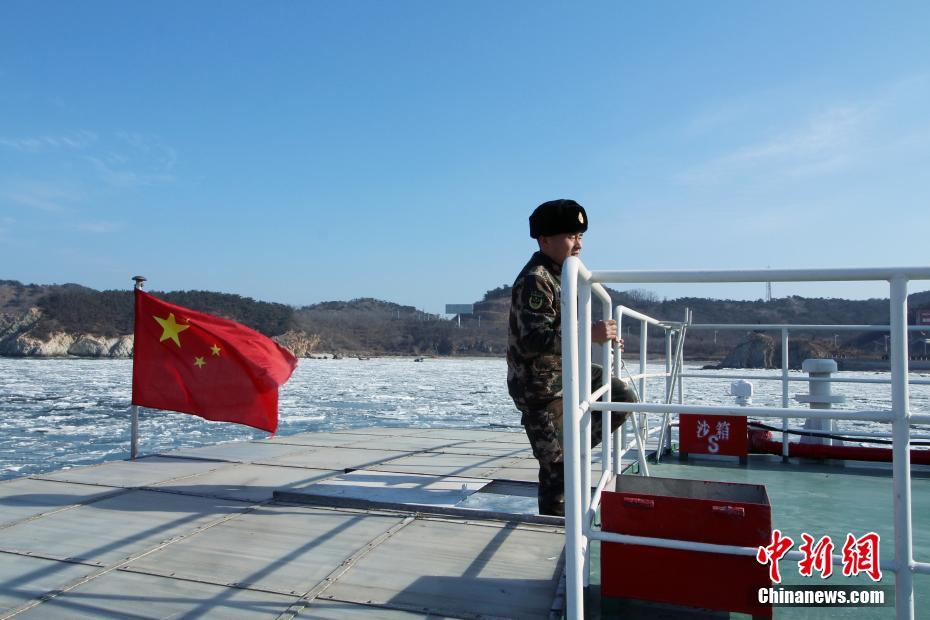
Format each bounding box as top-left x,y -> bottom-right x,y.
1,278 -> 928,358
24,286 -> 296,339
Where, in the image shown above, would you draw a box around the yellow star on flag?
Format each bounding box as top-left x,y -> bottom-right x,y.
154,312 -> 190,347
194,356 -> 206,368
211,344 -> 222,356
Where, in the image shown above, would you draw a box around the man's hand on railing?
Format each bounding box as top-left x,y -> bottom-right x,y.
592,319 -> 618,344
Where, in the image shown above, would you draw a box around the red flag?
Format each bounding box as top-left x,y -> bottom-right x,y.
131,289 -> 298,433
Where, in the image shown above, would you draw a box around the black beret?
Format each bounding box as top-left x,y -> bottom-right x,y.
529,199 -> 588,239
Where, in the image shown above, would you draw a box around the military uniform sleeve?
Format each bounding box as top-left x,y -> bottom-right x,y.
513,273 -> 560,354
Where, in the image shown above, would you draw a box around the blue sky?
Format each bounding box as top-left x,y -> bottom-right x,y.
2,1 -> 929,312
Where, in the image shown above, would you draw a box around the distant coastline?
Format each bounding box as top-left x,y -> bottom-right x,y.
2,278 -> 929,362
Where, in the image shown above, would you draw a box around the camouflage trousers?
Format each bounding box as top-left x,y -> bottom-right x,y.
518,368 -> 638,516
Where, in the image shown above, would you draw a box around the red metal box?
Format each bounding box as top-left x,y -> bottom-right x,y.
601,475 -> 772,617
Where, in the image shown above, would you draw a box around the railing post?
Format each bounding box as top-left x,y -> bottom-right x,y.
601,299 -> 613,476
665,330 -> 672,402
130,275 -> 145,460
561,258 -> 584,619
781,328 -> 789,461
678,310 -> 689,412
613,308 -> 624,473
579,281 -> 593,587
639,319 -> 648,444
890,277 -> 914,620
639,319 -> 648,402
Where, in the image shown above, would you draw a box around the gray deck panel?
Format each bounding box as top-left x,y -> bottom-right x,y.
429,442 -> 531,457
34,455 -> 225,488
341,436 -> 471,452
268,447 -> 409,471
258,432 -> 393,448
368,464 -> 511,479
0,553 -> 100,615
368,452 -> 521,479
14,567 -> 298,619
403,429 -> 528,443
163,441 -> 307,463
0,489 -> 249,564
502,457 -> 546,470
485,466 -> 540,482
489,457 -> 607,482
496,455 -> 601,475
299,598 -> 451,619
324,518 -> 563,620
123,504 -> 405,596
329,428 -> 437,437
0,478 -> 120,527
270,435 -> 469,453
289,470 -> 490,506
151,463 -> 337,502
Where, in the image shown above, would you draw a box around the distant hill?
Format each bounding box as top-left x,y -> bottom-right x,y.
0,280 -> 96,314
1,278 -> 928,358
32,289 -> 295,339
293,297 -> 504,356
0,281 -> 298,357
472,284 -> 930,360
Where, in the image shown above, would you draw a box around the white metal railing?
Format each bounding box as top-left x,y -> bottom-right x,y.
610,304 -> 691,467
560,260 -> 930,620
682,322 -> 930,458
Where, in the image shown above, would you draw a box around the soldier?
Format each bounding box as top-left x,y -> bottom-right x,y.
507,199 -> 637,516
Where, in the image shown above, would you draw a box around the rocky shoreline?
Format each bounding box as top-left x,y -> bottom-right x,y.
700,331 -> 835,370
0,309 -> 321,359
0,309 -> 492,360
4,306 -> 926,367
702,331 -> 930,371
0,309 -> 132,358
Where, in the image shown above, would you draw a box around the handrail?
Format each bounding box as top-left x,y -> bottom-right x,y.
560,257 -> 930,620
679,372 -> 930,385
692,322 -> 930,332
594,401 -> 895,422
592,266 -> 930,282
616,304 -> 665,326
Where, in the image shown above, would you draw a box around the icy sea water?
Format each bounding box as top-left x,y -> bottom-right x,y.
1,357 -> 929,480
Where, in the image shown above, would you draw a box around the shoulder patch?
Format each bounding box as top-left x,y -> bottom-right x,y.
528,291 -> 545,310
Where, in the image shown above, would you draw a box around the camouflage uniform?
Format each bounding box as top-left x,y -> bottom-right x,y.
507,251 -> 637,516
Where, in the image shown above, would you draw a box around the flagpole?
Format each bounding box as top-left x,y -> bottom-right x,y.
130,275 -> 146,460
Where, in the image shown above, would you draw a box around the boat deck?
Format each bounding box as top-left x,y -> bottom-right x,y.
6,426 -> 924,618
0,427 -> 595,619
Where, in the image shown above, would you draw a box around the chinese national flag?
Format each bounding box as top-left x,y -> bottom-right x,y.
131,289 -> 298,433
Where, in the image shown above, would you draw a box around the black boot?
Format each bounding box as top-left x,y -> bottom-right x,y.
538,494 -> 565,517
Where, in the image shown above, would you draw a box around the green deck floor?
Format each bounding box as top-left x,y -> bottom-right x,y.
592,455 -> 930,619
